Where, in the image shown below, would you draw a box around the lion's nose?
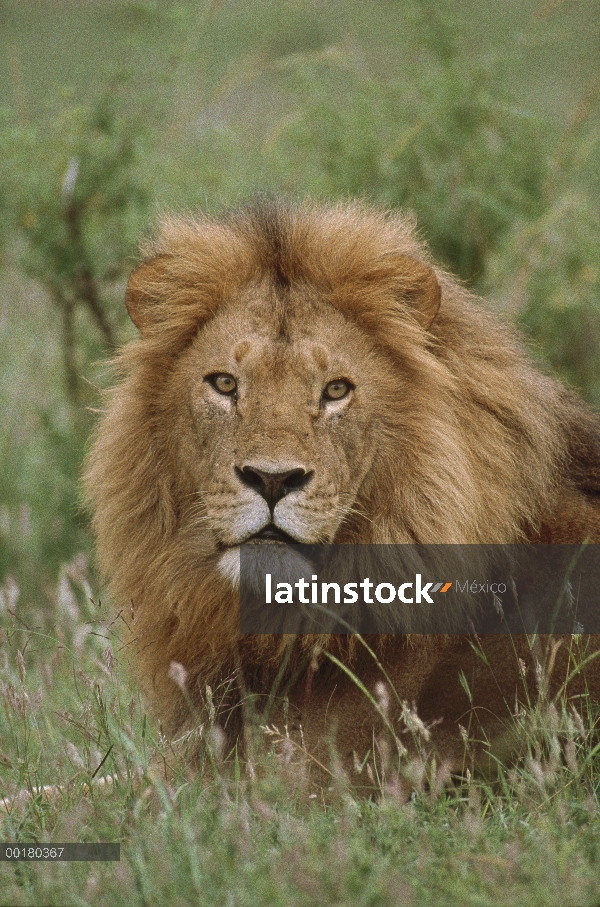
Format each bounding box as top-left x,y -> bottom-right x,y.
236,464 -> 312,510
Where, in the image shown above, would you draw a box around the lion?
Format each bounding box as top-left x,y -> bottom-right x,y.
84,199 -> 600,785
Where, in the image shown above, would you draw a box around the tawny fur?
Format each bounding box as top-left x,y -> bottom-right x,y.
84,200 -> 600,768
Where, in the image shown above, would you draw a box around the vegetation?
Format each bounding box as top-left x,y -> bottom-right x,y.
1,0 -> 599,903
2,579 -> 600,905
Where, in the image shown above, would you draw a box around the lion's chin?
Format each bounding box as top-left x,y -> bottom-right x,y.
217,543 -> 314,592
218,547 -> 243,589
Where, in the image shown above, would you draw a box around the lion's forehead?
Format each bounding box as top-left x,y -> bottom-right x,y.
190,288 -> 369,383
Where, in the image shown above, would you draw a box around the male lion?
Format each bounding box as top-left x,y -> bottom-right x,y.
85,200 -> 600,783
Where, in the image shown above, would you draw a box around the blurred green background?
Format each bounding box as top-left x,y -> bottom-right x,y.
1,0 -> 599,610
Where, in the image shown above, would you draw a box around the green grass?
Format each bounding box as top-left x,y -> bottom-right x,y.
2,576 -> 600,905
1,1 -> 600,902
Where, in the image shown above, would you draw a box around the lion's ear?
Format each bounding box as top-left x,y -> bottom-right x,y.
125,254 -> 171,333
393,255 -> 441,329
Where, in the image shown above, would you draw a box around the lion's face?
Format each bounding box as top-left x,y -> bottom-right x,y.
165,279 -> 397,580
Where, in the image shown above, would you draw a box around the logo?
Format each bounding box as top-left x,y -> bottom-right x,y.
265,574 -> 453,605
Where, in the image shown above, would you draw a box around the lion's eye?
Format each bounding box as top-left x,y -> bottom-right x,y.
207,373 -> 237,395
323,380 -> 352,401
